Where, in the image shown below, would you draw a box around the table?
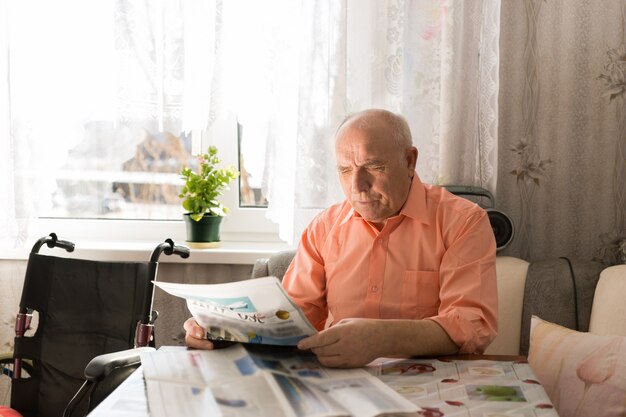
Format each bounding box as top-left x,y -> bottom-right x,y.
88,346 -> 558,417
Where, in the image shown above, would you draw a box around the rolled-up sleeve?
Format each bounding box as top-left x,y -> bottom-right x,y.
429,211 -> 498,353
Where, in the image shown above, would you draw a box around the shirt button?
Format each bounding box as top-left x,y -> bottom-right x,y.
379,239 -> 384,245
371,286 -> 378,292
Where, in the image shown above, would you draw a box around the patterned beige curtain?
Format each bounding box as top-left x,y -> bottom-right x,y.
498,0 -> 626,263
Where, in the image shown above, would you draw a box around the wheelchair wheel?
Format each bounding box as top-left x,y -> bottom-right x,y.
0,355 -> 34,407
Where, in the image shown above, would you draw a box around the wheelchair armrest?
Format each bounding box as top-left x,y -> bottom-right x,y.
84,347 -> 155,382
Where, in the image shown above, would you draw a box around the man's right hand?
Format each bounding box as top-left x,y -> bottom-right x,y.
183,317 -> 215,350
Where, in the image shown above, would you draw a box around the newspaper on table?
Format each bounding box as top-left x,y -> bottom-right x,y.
366,357 -> 559,416
140,345 -> 419,417
153,276 -> 317,346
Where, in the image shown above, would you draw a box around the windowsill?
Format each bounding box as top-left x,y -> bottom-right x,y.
0,240 -> 295,264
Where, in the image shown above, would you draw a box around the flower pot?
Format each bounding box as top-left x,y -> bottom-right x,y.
183,213 -> 223,246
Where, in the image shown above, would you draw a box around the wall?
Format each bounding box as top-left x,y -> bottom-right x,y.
0,261 -> 26,354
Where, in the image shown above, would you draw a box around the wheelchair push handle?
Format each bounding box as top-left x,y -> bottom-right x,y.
150,238 -> 190,262
31,233 -> 75,254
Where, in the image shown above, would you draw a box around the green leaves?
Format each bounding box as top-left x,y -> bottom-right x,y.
179,146 -> 239,221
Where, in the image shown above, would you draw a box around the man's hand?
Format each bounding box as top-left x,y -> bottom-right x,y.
297,318 -> 459,368
297,318 -> 385,368
183,317 -> 215,350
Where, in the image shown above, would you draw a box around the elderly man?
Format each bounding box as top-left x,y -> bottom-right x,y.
185,109 -> 498,368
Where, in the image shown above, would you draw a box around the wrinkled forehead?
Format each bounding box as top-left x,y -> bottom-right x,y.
335,124 -> 399,163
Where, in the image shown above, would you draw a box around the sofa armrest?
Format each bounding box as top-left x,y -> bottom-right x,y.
589,264 -> 626,336
251,258 -> 270,278
251,250 -> 296,281
484,256 -> 529,356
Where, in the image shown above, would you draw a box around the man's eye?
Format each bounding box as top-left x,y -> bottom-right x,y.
338,167 -> 351,174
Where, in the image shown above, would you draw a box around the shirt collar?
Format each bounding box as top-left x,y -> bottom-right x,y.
339,206 -> 357,225
399,174 -> 430,224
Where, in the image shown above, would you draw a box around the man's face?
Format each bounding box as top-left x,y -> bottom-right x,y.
335,123 -> 417,226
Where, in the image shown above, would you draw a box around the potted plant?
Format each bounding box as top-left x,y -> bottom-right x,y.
179,146 -> 239,246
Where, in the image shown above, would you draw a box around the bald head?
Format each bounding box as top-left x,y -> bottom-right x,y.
334,109 -> 418,229
335,109 -> 413,152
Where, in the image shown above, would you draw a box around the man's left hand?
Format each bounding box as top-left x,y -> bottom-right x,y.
297,318 -> 385,368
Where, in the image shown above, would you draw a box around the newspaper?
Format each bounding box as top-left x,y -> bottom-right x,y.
153,277 -> 317,346
367,357 -> 559,416
140,345 -> 419,417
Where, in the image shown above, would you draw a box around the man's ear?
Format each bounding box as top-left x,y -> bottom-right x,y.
406,147 -> 418,176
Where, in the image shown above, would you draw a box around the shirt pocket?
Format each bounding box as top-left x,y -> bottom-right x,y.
401,270 -> 440,317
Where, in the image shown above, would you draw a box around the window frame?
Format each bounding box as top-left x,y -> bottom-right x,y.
34,116 -> 280,245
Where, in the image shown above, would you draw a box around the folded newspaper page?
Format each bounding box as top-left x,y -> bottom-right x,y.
140,345 -> 419,417
153,276 -> 317,345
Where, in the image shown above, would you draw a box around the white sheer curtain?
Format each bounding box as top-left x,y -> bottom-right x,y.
250,0 -> 501,243
0,0 -> 84,247
0,0 -> 218,248
0,0 -> 14,246
1,0 -> 499,247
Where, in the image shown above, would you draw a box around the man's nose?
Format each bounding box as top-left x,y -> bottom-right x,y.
351,168 -> 370,193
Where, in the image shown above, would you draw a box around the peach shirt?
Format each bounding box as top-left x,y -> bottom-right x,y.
282,175 -> 498,353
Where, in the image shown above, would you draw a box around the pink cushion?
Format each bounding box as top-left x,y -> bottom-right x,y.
528,316 -> 626,417
0,406 -> 23,417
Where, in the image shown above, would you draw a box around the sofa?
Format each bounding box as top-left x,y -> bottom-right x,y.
251,251 -> 625,356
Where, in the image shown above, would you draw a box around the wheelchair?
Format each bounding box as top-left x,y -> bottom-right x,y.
0,233 -> 189,417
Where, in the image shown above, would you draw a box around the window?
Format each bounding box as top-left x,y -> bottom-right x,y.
238,122 -> 268,208
6,0 -> 280,243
